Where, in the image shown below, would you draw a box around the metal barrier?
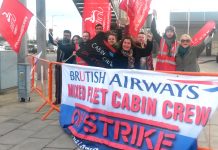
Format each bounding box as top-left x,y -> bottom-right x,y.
28,54 -> 61,120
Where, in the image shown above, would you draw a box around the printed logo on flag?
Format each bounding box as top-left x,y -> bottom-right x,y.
84,7 -> 103,24
1,12 -> 18,35
82,0 -> 111,38
0,0 -> 33,53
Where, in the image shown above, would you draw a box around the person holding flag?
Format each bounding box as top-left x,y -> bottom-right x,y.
136,31 -> 154,70
176,31 -> 214,72
113,36 -> 153,69
151,10 -> 178,71
54,30 -> 75,104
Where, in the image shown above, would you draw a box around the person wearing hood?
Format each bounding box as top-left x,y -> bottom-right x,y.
151,10 -> 178,71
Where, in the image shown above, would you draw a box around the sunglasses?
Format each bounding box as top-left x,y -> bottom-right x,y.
181,39 -> 190,43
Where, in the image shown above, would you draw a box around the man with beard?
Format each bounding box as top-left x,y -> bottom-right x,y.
54,30 -> 75,104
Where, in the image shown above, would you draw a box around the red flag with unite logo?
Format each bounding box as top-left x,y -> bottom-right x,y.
82,0 -> 111,38
0,0 -> 33,53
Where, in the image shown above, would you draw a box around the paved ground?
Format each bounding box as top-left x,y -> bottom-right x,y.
0,54 -> 218,150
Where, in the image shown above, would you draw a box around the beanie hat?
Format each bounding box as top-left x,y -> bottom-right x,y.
165,25 -> 176,33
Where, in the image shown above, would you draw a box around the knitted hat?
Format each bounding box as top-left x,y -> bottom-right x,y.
165,25 -> 176,33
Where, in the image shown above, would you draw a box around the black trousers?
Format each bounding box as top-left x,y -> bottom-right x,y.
55,65 -> 62,104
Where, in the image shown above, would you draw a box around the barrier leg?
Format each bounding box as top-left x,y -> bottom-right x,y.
35,101 -> 47,112
41,107 -> 55,120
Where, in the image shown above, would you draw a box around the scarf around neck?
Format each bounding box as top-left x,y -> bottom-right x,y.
163,34 -> 176,57
121,49 -> 135,69
178,46 -> 190,58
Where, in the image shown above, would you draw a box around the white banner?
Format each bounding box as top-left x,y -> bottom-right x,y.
60,64 -> 218,150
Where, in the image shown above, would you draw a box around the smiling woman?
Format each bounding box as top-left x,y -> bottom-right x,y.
176,33 -> 213,72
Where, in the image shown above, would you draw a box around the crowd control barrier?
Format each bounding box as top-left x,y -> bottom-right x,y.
28,54 -> 61,120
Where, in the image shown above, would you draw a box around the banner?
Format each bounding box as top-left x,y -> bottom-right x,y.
76,32 -> 117,68
0,0 -> 33,53
191,21 -> 216,46
119,0 -> 152,37
60,64 -> 218,150
83,0 -> 111,38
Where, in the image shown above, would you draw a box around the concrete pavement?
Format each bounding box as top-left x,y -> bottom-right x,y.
0,55 -> 218,150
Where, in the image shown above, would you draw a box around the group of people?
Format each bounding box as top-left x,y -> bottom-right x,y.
49,12 -> 214,104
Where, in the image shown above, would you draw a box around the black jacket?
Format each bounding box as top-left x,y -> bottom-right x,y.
57,40 -> 75,64
113,40 -> 153,69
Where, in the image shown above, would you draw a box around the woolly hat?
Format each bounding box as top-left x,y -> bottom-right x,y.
165,25 -> 176,33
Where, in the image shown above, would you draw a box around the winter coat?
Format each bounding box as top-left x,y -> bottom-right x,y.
176,42 -> 206,72
113,40 -> 153,69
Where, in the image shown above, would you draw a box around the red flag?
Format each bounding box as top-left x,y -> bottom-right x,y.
83,0 -> 111,38
191,21 -> 216,46
0,0 -> 33,53
119,0 -> 152,37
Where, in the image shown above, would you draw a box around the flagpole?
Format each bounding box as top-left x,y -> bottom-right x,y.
36,0 -> 46,81
187,10 -> 190,34
18,0 -> 28,63
18,0 -> 30,102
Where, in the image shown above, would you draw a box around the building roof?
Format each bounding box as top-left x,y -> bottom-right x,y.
170,11 -> 218,27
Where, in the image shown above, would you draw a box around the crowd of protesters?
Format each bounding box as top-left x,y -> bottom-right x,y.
49,11 -> 215,104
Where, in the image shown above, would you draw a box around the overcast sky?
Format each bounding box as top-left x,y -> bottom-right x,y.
0,0 -> 217,39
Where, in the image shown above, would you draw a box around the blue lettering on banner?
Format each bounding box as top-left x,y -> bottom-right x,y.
70,71 -> 106,84
109,74 -> 199,99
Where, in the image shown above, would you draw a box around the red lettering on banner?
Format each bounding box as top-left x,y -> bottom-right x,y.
184,104 -> 195,123
131,94 -> 141,112
76,103 -> 179,131
112,91 -> 121,108
99,116 -> 114,137
71,109 -> 87,127
162,100 -> 211,126
69,85 -> 108,105
114,120 -> 120,140
146,97 -> 157,116
112,91 -> 157,115
173,102 -> 184,122
90,88 -> 100,104
195,106 -> 211,126
141,97 -> 146,114
71,109 -> 81,126
87,86 -> 93,101
121,93 -> 130,111
136,126 -> 145,146
144,129 -> 156,149
120,121 -> 131,143
70,107 -> 178,150
68,84 -> 86,100
162,100 -> 173,119
87,86 -> 108,105
100,88 -> 108,105
130,124 -> 138,145
155,132 -> 175,150
84,115 -> 97,133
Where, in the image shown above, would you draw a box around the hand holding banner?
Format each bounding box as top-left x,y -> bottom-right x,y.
76,32 -> 117,68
